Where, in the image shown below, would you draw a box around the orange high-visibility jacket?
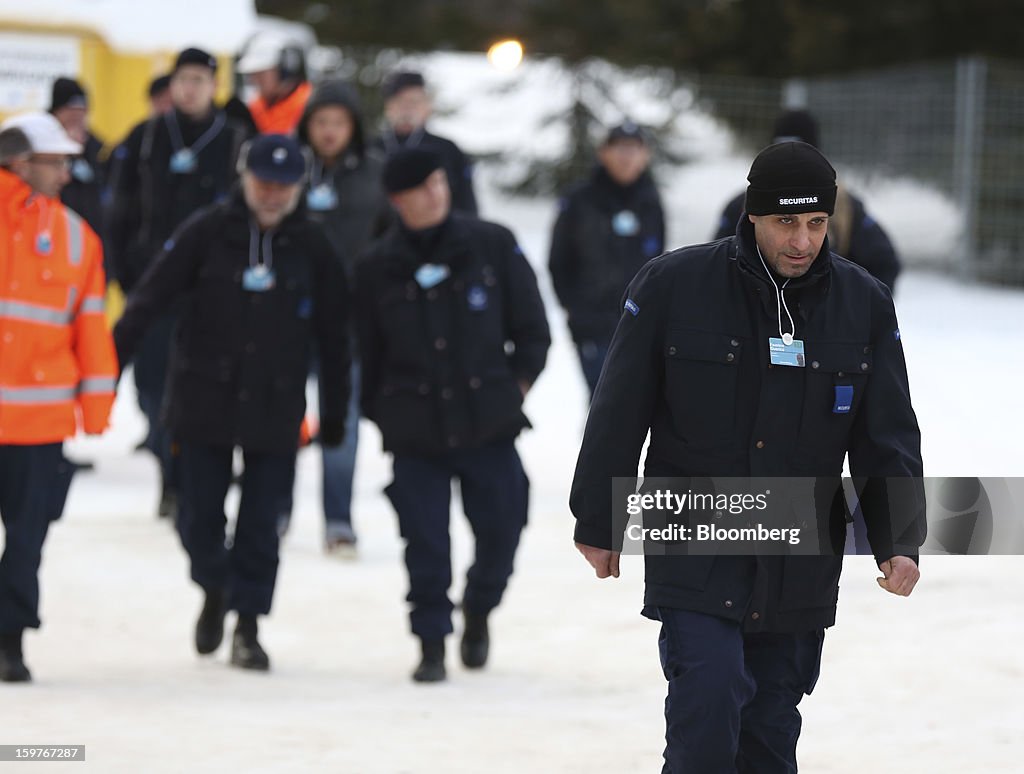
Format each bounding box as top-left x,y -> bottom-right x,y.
0,168 -> 118,445
248,81 -> 313,136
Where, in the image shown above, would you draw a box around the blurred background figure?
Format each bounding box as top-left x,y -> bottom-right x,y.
113,134 -> 351,673
0,114 -> 117,683
236,31 -> 311,136
549,122 -> 665,400
713,109 -> 901,293
356,148 -> 549,683
374,70 -> 478,215
147,74 -> 173,117
294,79 -> 391,556
49,77 -> 107,253
107,47 -> 249,521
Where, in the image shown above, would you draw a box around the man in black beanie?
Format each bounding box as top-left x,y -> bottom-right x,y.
49,77 -> 107,246
571,141 -> 926,771
355,146 -> 550,682
714,109 -> 902,293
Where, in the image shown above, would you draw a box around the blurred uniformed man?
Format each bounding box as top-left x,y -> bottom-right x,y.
0,114 -> 118,682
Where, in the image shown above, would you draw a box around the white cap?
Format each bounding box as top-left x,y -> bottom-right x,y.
236,32 -> 291,74
0,112 -> 82,155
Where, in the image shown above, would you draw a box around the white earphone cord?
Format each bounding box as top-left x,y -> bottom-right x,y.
756,245 -> 795,340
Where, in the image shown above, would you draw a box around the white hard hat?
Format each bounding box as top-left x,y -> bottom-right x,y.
0,112 -> 82,155
237,32 -> 293,75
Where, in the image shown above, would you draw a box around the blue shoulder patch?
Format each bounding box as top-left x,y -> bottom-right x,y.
624,299 -> 640,316
163,239 -> 175,252
894,328 -> 901,342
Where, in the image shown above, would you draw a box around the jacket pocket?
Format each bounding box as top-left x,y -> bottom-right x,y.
663,329 -> 743,443
373,379 -> 439,451
469,370 -> 525,443
799,342 -> 871,453
778,555 -> 842,611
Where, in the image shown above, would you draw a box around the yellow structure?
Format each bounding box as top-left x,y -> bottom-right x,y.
0,0 -> 256,145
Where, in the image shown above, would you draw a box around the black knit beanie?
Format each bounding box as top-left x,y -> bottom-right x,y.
383,148 -> 442,194
745,141 -> 837,216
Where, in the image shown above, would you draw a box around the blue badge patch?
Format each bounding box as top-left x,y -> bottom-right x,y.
163,239 -> 175,252
296,297 -> 313,319
467,285 -> 489,311
893,329 -> 901,341
642,236 -> 662,257
624,299 -> 640,316
833,385 -> 854,414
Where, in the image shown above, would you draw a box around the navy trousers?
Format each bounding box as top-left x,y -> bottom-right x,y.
385,441 -> 529,641
0,444 -> 64,633
177,443 -> 296,616
134,313 -> 177,490
653,607 -> 825,774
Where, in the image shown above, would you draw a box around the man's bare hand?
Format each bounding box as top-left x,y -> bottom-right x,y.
876,556 -> 920,597
575,542 -> 621,579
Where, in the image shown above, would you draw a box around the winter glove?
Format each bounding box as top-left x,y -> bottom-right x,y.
319,419 -> 346,448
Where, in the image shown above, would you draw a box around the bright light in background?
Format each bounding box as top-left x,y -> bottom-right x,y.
487,39 -> 524,71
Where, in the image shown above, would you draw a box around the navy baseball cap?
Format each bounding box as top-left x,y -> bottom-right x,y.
244,134 -> 307,184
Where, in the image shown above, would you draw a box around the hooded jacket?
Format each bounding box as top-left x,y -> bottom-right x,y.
297,80 -> 391,276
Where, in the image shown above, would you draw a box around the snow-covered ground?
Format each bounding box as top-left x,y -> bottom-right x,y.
2,167 -> 1019,773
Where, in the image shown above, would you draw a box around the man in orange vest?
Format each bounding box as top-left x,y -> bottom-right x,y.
236,32 -> 312,136
0,113 -> 118,683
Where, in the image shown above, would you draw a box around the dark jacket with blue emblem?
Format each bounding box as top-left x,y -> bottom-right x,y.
355,213 -> 550,457
113,189 -> 351,453
569,217 -> 926,633
108,108 -> 249,291
549,166 -> 665,344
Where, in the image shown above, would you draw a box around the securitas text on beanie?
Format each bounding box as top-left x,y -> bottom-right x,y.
745,141 -> 836,216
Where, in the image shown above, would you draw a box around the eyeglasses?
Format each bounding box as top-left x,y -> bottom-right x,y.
29,157 -> 73,171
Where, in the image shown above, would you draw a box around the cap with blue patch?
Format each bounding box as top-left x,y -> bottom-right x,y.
244,134 -> 307,184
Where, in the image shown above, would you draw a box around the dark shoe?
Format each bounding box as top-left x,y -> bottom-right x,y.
230,616 -> 270,671
194,589 -> 226,655
0,632 -> 31,683
412,638 -> 446,683
461,612 -> 490,669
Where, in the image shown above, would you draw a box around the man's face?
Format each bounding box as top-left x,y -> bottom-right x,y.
170,65 -> 217,118
53,105 -> 88,145
242,172 -> 302,229
307,105 -> 355,160
748,212 -> 830,279
247,69 -> 284,102
384,87 -> 431,136
389,169 -> 450,230
12,154 -> 71,198
598,139 -> 650,186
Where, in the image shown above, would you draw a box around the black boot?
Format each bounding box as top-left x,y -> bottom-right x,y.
0,631 -> 31,683
230,615 -> 270,671
194,589 -> 226,655
412,638 -> 446,683
461,612 -> 490,669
